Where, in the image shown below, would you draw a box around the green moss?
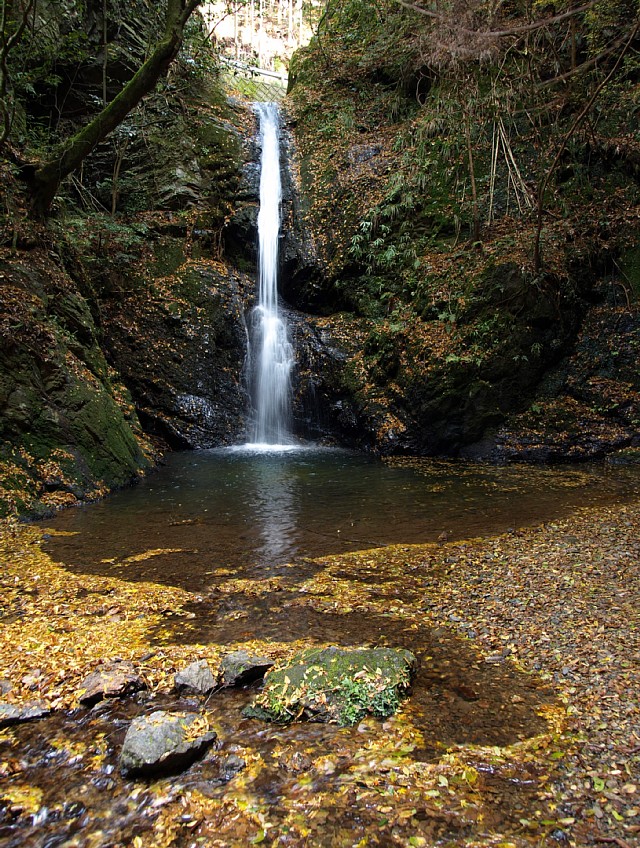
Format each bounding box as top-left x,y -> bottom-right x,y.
149,238 -> 188,278
246,646 -> 417,726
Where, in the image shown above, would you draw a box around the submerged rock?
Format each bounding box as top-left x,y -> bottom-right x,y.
120,710 -> 217,777
78,661 -> 145,705
244,646 -> 417,726
0,701 -> 51,727
219,650 -> 274,687
174,660 -> 216,695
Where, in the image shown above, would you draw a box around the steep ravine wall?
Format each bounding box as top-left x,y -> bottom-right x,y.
282,4 -> 640,460
3,0 -> 640,518
0,88 -> 356,518
0,235 -> 153,517
0,2 -> 241,515
0,11 -> 261,516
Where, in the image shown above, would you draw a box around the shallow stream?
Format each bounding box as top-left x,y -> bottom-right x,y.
2,450 -> 639,846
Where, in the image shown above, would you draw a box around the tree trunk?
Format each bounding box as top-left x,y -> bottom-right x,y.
29,0 -> 201,217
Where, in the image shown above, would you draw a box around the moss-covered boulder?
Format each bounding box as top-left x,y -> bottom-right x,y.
244,646 -> 417,726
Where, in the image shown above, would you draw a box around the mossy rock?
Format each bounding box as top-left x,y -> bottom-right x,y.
244,646 -> 417,726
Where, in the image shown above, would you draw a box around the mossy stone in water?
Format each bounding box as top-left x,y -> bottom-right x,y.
244,646 -> 417,726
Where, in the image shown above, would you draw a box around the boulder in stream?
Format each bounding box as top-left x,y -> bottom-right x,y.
0,701 -> 51,727
219,650 -> 274,687
78,660 -> 146,705
243,646 -> 417,726
174,660 -> 217,695
120,710 -> 217,777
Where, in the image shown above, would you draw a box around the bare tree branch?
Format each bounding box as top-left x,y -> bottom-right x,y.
392,0 -> 598,39
28,0 -> 203,214
533,20 -> 640,270
537,29 -> 635,88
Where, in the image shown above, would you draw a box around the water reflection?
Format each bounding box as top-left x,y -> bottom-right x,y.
248,454 -> 298,565
42,449 -> 640,591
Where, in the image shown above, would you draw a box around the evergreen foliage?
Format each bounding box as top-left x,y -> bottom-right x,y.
290,0 -> 640,302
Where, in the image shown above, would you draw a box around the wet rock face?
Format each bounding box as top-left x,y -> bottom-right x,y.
466,300 -> 640,462
174,660 -> 217,695
219,650 -> 274,688
0,702 -> 51,727
244,646 -> 417,726
0,252 -> 150,518
120,710 -> 217,777
223,126 -> 260,267
101,254 -> 253,449
288,312 -> 365,445
279,120 -> 327,313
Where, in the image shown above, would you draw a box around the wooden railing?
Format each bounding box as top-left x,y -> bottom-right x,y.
219,56 -> 288,101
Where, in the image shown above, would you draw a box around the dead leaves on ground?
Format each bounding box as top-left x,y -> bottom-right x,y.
0,495 -> 639,846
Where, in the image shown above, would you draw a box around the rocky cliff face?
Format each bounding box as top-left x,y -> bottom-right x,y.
101,245 -> 252,450
0,224 -> 152,517
0,4 -> 260,516
2,0 -> 639,519
283,1 -> 640,459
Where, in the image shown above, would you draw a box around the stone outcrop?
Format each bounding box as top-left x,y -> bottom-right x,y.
219,650 -> 274,687
0,247 -> 151,518
174,660 -> 217,695
78,661 -> 146,705
101,254 -> 252,449
0,701 -> 51,727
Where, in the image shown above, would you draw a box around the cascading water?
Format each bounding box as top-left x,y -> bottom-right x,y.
248,102 -> 295,446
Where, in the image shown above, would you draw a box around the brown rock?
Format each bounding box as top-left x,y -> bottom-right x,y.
78,660 -> 145,705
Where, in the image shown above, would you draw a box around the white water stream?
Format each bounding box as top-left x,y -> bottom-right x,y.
248,102 -> 295,447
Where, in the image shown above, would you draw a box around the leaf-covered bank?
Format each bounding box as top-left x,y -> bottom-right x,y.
0,492 -> 638,846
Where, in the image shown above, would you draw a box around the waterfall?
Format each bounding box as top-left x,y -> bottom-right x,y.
249,102 -> 294,446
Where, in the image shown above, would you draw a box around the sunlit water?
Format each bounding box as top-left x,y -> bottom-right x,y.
43,448 -> 640,592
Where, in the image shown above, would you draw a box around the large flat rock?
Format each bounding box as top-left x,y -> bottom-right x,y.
244,646 -> 417,726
